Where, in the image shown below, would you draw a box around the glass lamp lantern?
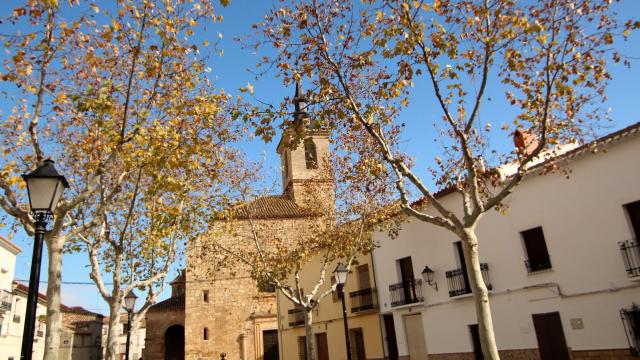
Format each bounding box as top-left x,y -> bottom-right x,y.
124,291 -> 138,312
333,263 -> 348,286
22,159 -> 69,214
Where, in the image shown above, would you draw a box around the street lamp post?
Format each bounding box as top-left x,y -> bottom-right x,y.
123,291 -> 138,360
20,159 -> 69,360
333,263 -> 352,360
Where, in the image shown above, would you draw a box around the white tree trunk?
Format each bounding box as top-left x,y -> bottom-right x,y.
43,238 -> 63,360
304,308 -> 316,360
462,228 -> 500,360
104,298 -> 123,360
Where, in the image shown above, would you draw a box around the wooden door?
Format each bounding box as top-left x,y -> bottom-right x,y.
532,312 -> 570,360
357,265 -> 373,309
349,328 -> 366,360
315,332 -> 329,360
383,314 -> 399,360
263,330 -> 279,360
358,265 -> 371,289
404,313 -> 427,360
469,324 -> 483,360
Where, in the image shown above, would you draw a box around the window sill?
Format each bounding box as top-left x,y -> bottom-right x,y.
526,267 -> 554,275
351,307 -> 378,315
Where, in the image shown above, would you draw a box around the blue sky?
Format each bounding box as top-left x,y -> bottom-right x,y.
1,1 -> 639,314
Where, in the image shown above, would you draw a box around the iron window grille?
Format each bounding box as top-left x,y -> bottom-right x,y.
620,303 -> 640,356
0,289 -> 11,311
288,308 -> 305,327
620,239 -> 640,278
524,258 -> 553,274
349,288 -> 376,313
445,263 -> 492,297
389,279 -> 423,307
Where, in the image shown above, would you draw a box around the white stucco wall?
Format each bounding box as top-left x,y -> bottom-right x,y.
0,288 -> 47,360
0,237 -> 20,291
372,131 -> 640,356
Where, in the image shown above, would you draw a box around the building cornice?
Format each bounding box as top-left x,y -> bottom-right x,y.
0,235 -> 22,255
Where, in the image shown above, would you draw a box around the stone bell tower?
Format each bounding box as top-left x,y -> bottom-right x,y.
276,82 -> 334,210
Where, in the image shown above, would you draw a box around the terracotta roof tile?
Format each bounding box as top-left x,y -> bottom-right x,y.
232,195 -> 315,220
148,295 -> 184,312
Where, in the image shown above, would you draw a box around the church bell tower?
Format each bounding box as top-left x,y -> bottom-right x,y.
277,82 -> 334,210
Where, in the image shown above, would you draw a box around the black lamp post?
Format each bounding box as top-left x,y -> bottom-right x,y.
333,263 -> 352,360
123,291 -> 138,360
20,159 -> 69,360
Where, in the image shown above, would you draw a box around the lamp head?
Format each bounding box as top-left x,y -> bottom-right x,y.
333,262 -> 348,286
421,265 -> 435,284
124,291 -> 138,311
22,159 -> 69,214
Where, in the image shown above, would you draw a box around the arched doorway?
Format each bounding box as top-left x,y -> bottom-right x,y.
164,325 -> 185,360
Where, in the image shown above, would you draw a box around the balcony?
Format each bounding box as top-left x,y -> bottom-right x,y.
445,263 -> 492,297
37,323 -> 46,337
349,288 -> 376,313
287,308 -> 304,327
620,239 -> 640,278
0,289 -> 12,311
389,279 -> 423,307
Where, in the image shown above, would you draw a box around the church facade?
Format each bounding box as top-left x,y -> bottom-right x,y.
143,85 -> 334,360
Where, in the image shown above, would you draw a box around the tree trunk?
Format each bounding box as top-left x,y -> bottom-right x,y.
304,308 -> 316,360
43,238 -> 63,360
105,297 -> 123,360
461,228 -> 500,360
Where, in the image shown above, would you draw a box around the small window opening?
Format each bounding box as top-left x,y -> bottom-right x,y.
304,138 -> 318,169
284,150 -> 290,178
204,327 -> 209,340
521,226 -> 552,273
203,290 -> 209,303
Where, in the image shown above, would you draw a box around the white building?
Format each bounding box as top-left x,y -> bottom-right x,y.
0,235 -> 47,360
372,123 -> 640,359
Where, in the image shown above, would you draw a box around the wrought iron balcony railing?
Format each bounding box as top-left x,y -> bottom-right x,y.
524,258 -> 553,273
389,279 -> 423,307
620,239 -> 640,278
0,289 -> 12,311
349,288 -> 376,313
445,263 -> 492,297
287,308 -> 304,327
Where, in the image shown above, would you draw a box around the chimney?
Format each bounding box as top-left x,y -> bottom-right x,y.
513,129 -> 539,156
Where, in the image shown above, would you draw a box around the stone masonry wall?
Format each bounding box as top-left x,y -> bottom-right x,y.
186,216 -> 318,360
144,309 -> 184,360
